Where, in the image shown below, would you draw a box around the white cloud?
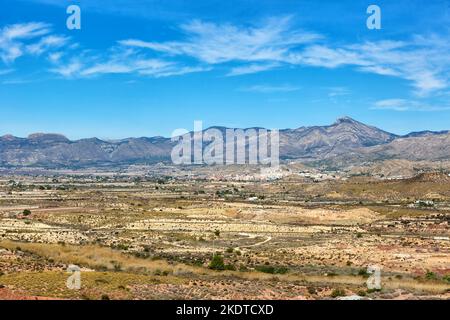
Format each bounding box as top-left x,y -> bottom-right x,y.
0,22 -> 51,63
120,16 -> 321,64
358,65 -> 400,76
0,22 -> 72,74
227,63 -> 279,76
1,17 -> 449,97
49,48 -> 208,79
27,35 -> 69,55
150,66 -> 212,78
373,99 -> 450,112
50,59 -> 83,78
48,52 -> 63,63
293,39 -> 450,96
327,87 -> 351,98
1,22 -> 50,40
80,58 -> 173,77
241,84 -> 300,93
118,17 -> 450,96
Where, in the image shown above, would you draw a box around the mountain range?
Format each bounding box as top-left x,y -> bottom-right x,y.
1,117 -> 449,168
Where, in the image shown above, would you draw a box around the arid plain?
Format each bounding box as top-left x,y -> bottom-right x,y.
0,165 -> 448,300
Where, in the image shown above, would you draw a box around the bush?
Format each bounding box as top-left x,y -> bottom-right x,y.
224,264 -> 236,271
330,288 -> 346,298
22,209 -> 31,216
116,244 -> 129,251
209,254 -> 225,271
154,269 -> 170,276
358,268 -> 369,278
425,271 -> 438,280
255,265 -> 288,275
357,290 -> 367,297
208,253 -> 235,271
307,287 -> 317,295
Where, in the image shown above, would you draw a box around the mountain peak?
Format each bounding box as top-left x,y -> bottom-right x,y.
1,134 -> 18,140
334,116 -> 358,125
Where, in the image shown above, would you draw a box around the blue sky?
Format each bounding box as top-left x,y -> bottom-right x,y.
0,0 -> 449,139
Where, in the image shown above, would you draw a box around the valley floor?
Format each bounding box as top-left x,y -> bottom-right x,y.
0,172 -> 449,300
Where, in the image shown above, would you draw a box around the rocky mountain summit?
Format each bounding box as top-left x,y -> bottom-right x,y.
0,117 -> 448,168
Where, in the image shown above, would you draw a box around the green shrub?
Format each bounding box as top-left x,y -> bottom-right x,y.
443,274 -> 450,283
358,268 -> 369,278
224,264 -> 236,271
307,287 -> 317,295
22,209 -> 31,216
330,288 -> 346,298
255,265 -> 288,275
357,290 -> 367,296
425,271 -> 438,280
209,254 -> 225,271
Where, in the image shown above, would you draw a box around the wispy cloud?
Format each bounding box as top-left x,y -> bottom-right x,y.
49,47 -> 209,79
120,17 -> 321,65
1,16 -> 450,97
0,22 -> 52,63
327,87 -> 351,98
373,99 -> 450,112
119,17 -> 450,96
227,63 -> 279,76
27,35 -> 69,55
240,84 -> 300,93
292,38 -> 450,96
50,59 -> 83,78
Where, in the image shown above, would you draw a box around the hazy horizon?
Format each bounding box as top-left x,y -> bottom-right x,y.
1,115 -> 449,141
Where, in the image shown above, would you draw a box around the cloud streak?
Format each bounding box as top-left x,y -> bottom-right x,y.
373,99 -> 450,112
240,84 -> 300,93
120,17 -> 321,64
119,17 -> 450,96
0,22 -> 55,63
1,17 -> 450,98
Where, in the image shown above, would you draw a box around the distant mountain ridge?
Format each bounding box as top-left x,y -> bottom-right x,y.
0,117 -> 449,167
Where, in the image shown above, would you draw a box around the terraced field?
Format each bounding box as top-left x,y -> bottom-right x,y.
0,173 -> 449,300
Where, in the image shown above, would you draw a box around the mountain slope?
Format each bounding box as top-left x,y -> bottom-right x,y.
0,134 -> 174,166
0,118 -> 448,167
321,132 -> 450,169
279,117 -> 397,159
